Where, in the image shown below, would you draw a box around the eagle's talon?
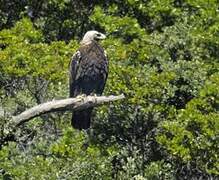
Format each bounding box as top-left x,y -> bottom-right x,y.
76,94 -> 86,99
90,93 -> 98,97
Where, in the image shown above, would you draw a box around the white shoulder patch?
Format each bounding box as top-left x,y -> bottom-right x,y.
104,50 -> 107,58
73,51 -> 81,59
70,51 -> 81,70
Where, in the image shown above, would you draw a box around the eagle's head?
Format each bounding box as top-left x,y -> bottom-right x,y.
81,30 -> 106,45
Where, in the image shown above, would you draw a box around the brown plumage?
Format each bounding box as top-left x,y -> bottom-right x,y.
69,31 -> 108,130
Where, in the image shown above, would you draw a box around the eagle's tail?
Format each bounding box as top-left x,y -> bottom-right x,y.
71,108 -> 93,130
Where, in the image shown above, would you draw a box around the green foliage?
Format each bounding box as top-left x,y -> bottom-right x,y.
158,73 -> 219,175
0,18 -> 76,81
0,1 -> 219,179
0,128 -> 113,179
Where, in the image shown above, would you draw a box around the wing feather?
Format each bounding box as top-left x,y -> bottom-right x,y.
69,51 -> 81,97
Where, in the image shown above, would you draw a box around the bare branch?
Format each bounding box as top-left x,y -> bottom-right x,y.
0,94 -> 124,149
12,94 -> 125,127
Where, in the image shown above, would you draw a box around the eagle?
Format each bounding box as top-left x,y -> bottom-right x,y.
69,30 -> 108,130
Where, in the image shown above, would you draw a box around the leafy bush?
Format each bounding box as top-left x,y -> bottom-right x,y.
0,1 -> 218,179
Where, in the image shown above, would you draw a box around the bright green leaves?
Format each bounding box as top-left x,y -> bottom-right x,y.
50,128 -> 113,179
0,128 -> 113,179
91,6 -> 145,39
50,128 -> 86,158
0,18 -> 43,45
158,107 -> 219,174
200,73 -> 219,99
146,0 -> 180,16
158,72 -> 219,175
0,18 -> 77,82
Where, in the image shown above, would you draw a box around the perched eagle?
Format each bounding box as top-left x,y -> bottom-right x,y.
69,30 -> 108,130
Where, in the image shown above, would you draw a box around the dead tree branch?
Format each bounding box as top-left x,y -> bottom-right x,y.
0,94 -> 125,149
13,94 -> 125,127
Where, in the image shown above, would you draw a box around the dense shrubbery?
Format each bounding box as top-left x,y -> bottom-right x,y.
0,1 -> 218,179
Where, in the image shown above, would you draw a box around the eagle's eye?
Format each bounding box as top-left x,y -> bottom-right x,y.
96,33 -> 101,37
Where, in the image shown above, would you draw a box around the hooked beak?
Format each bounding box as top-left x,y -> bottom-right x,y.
98,33 -> 106,40
95,33 -> 106,40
